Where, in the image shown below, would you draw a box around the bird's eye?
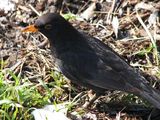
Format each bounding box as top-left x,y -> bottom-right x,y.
45,24 -> 52,29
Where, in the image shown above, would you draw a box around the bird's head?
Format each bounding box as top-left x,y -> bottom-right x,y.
22,13 -> 73,40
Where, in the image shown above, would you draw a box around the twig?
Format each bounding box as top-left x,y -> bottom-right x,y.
29,4 -> 41,16
136,10 -> 159,65
136,11 -> 155,47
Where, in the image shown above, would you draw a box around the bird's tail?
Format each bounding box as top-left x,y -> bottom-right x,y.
138,86 -> 160,109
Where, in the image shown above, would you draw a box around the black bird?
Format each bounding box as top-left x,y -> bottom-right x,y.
23,13 -> 160,109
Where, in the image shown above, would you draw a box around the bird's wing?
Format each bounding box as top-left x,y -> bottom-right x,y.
57,32 -> 148,92
85,35 -> 149,91
58,47 -> 141,93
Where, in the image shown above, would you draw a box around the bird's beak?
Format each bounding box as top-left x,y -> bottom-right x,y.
22,25 -> 38,33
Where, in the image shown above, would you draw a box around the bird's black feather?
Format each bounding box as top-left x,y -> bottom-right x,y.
34,13 -> 160,109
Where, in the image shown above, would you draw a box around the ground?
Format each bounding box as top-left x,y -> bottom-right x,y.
0,0 -> 160,119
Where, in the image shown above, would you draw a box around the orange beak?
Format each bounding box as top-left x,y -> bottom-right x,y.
22,25 -> 38,33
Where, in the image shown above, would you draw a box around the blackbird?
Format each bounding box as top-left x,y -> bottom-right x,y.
23,13 -> 160,109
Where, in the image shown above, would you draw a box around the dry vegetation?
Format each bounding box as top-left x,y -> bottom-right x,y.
0,0 -> 160,119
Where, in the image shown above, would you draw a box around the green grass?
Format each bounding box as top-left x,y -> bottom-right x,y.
0,59 -> 68,119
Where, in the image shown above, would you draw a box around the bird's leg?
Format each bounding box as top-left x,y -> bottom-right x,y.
82,90 -> 101,109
